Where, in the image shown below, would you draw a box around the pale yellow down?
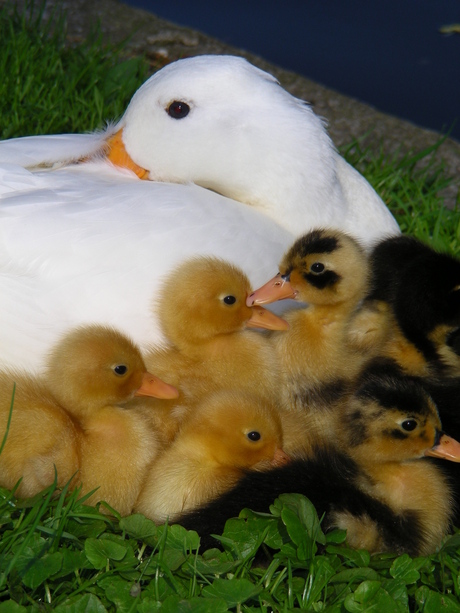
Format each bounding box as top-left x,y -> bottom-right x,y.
135,390 -> 286,523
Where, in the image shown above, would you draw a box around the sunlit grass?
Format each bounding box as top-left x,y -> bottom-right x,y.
0,0 -> 147,139
2,0 -> 460,610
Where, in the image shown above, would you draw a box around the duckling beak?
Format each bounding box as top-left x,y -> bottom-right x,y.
246,273 -> 298,306
424,432 -> 460,462
105,129 -> 150,180
134,373 -> 179,399
271,448 -> 291,467
246,305 -> 289,331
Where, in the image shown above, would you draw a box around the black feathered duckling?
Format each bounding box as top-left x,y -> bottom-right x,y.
178,360 -> 460,556
363,235 -> 460,378
350,236 -> 460,525
246,229 -> 373,458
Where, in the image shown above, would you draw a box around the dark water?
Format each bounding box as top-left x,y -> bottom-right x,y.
123,0 -> 460,141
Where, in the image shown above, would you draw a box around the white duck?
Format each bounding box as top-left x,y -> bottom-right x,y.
0,55 -> 399,371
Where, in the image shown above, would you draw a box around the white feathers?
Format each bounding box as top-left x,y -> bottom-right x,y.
0,55 -> 399,370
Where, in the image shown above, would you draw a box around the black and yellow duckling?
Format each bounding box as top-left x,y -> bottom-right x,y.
246,228 -> 372,458
363,234 -> 460,378
179,360 -> 460,556
348,235 -> 460,527
143,256 -> 288,437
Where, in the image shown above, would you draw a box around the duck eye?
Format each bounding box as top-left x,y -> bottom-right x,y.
401,419 -> 417,431
167,101 -> 190,119
310,262 -> 325,274
113,364 -> 128,376
247,431 -> 261,442
223,295 -> 237,305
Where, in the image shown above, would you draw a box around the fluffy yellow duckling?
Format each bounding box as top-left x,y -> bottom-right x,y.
0,376 -> 80,498
134,390 -> 289,523
45,325 -> 178,515
247,229 -> 371,458
144,256 -> 288,430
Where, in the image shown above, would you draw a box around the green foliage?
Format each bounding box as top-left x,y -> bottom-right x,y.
342,138 -> 460,256
2,487 -> 460,611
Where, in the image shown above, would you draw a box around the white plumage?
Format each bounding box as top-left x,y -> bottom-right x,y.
0,55 -> 399,370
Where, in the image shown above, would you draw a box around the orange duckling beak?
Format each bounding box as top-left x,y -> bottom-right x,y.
246,273 -> 298,306
105,129 -> 150,180
424,432 -> 460,462
246,304 -> 289,331
135,373 -> 179,399
271,448 -> 291,467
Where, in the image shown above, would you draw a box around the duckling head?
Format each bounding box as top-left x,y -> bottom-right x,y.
182,390 -> 289,471
45,325 -> 178,416
369,236 -> 460,375
157,256 -> 288,349
341,360 -> 460,465
247,229 -> 368,308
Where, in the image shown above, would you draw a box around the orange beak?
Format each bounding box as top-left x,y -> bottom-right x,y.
424,433 -> 460,462
246,273 -> 298,307
105,129 -> 150,180
134,372 -> 179,399
271,448 -> 291,467
246,305 -> 289,331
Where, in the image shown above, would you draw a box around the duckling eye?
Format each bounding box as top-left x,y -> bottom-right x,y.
223,295 -> 237,305
247,431 -> 261,442
167,101 -> 190,119
113,364 -> 128,376
401,419 -> 418,431
310,262 -> 325,274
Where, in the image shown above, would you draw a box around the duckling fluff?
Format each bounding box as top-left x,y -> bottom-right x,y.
44,325 -> 178,515
0,55 -> 399,372
363,235 -> 460,378
247,229 -> 373,458
180,362 -> 460,556
143,256 -> 288,428
134,390 -> 288,523
329,359 -> 460,555
0,375 -> 80,498
354,235 -> 460,525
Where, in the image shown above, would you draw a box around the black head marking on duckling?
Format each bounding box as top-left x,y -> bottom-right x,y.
344,358 -> 438,449
280,229 -> 342,290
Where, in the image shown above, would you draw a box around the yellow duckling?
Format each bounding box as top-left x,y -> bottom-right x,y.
144,256 -> 288,431
44,325 -> 178,515
134,390 -> 289,523
0,375 -> 80,498
247,228 -> 371,458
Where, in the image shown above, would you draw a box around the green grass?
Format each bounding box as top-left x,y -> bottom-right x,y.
0,0 -> 147,139
2,1 -> 460,611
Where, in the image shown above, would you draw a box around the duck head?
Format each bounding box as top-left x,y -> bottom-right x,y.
341,360 -> 460,465
45,325 -> 178,416
247,229 -> 368,307
102,55 -> 340,234
182,390 -> 289,470
156,256 -> 288,349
